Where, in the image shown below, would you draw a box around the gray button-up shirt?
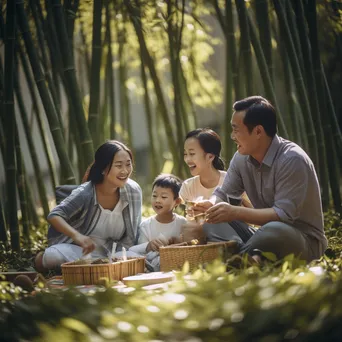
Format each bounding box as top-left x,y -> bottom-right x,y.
214,135 -> 327,250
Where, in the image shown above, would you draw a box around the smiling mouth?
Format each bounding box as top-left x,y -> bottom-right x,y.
154,205 -> 163,210
188,165 -> 196,170
118,176 -> 128,180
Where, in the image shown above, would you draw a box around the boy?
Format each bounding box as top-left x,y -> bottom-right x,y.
130,174 -> 187,264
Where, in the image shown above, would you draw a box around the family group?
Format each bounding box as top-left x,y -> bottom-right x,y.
34,96 -> 327,272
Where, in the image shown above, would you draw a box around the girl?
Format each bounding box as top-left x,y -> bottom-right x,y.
35,140 -> 142,271
181,128 -> 251,206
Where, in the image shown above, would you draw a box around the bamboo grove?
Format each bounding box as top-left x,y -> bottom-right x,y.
0,0 -> 341,251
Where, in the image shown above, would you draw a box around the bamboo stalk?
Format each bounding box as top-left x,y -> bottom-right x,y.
0,198 -> 7,244
126,0 -> 179,171
87,0 -> 103,147
273,0 -> 319,172
291,0 -> 329,209
4,0 -> 20,251
50,0 -> 94,171
254,0 -> 273,81
140,62 -> 158,181
246,12 -> 288,137
29,0 -> 62,130
235,0 -> 253,95
16,0 -> 76,185
105,0 -> 116,140
167,0 -> 185,176
17,41 -> 57,193
14,120 -> 30,245
215,0 -> 234,162
14,53 -> 50,218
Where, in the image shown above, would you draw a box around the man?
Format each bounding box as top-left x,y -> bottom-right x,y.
195,96 -> 327,262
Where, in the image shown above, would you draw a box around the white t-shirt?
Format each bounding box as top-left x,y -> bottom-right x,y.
179,170 -> 226,202
129,214 -> 187,254
91,198 -> 127,256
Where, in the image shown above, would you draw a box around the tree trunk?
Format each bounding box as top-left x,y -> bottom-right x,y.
87,0 -> 103,147
4,0 -> 19,251
16,0 -> 76,185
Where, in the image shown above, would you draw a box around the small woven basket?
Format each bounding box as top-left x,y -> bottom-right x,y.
159,242 -> 231,272
61,257 -> 145,285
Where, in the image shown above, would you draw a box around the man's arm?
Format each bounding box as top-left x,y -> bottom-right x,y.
205,203 -> 279,226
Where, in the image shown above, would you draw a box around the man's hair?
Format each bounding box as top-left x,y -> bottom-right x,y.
233,96 -> 277,137
152,174 -> 182,199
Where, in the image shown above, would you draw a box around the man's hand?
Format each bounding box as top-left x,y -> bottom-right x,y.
205,202 -> 237,224
73,233 -> 96,255
146,238 -> 167,252
193,200 -> 214,215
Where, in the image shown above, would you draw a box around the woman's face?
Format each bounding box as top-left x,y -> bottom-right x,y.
103,150 -> 132,187
184,137 -> 212,176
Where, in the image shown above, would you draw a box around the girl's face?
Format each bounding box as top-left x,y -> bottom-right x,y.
151,186 -> 179,216
184,137 -> 213,176
103,150 -> 133,187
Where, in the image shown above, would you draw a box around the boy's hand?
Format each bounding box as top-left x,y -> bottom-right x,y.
181,222 -> 205,242
146,238 -> 167,252
168,236 -> 182,245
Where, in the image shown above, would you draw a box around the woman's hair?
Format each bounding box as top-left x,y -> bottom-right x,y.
87,140 -> 133,184
185,128 -> 225,170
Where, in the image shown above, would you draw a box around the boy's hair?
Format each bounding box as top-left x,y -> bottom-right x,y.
152,174 -> 182,199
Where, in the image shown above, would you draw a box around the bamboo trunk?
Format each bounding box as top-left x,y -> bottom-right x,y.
273,0 -> 319,173
167,0 -> 185,177
247,12 -> 288,137
105,0 -> 116,140
50,0 -> 94,171
126,0 -> 179,171
16,0 -> 76,185
291,0 -> 329,209
29,0 -> 62,130
14,54 -> 50,218
87,0 -> 103,147
4,0 -> 20,251
254,0 -> 273,81
17,41 -> 57,193
140,62 -> 158,181
14,122 -> 30,244
0,199 -> 7,244
235,0 -> 253,96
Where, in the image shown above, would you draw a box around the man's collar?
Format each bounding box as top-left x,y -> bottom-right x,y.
247,134 -> 281,168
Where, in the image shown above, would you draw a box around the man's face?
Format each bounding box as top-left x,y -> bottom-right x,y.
231,111 -> 259,155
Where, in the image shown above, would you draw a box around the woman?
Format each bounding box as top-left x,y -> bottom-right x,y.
35,140 -> 142,271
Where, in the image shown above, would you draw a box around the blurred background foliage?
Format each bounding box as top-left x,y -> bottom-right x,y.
0,0 -> 341,252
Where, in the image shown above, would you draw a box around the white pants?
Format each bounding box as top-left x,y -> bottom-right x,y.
42,244 -> 140,269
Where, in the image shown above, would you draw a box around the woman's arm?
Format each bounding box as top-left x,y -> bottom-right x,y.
48,216 -> 95,255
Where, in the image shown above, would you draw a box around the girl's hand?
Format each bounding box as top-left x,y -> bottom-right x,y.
146,238 -> 167,252
73,233 -> 96,255
193,200 -> 214,215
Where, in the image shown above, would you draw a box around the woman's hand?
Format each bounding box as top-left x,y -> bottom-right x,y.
73,233 -> 96,255
146,238 -> 167,252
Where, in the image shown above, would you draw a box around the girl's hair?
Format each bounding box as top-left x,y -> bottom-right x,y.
185,128 -> 225,170
87,140 -> 133,184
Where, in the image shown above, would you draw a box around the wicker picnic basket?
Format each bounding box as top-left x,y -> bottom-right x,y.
159,241 -> 232,272
61,257 -> 145,285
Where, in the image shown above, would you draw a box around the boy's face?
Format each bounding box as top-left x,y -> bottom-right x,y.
151,186 -> 179,216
